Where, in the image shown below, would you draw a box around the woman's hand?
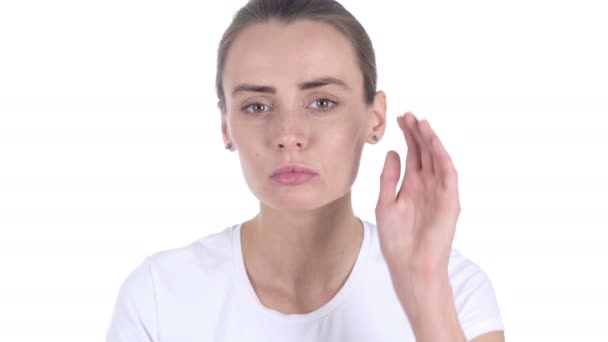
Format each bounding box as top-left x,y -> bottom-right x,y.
375,112 -> 465,341
375,111 -> 461,279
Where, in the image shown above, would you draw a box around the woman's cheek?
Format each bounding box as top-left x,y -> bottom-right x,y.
323,130 -> 357,163
232,125 -> 260,150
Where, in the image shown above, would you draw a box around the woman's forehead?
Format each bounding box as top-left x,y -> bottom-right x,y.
223,19 -> 362,92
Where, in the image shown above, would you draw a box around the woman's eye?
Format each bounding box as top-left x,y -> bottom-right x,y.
242,103 -> 269,114
311,98 -> 337,111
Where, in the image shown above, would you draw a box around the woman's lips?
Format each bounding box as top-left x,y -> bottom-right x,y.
270,164 -> 318,185
271,172 -> 317,185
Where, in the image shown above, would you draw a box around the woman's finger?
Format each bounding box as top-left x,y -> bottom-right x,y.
431,131 -> 459,191
420,120 -> 459,193
377,150 -> 401,206
407,113 -> 434,175
398,113 -> 421,172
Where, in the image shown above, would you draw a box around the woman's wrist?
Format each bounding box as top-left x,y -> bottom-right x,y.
392,271 -> 466,342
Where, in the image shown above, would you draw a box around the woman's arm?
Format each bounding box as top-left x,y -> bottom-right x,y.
375,112 -> 504,341
390,269 -> 504,342
472,332 -> 505,342
106,257 -> 158,342
391,271 -> 467,341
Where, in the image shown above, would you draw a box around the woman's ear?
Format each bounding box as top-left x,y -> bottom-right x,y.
369,90 -> 387,143
218,101 -> 233,150
217,100 -> 226,115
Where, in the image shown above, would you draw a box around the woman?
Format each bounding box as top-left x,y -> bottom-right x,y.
106,0 -> 505,341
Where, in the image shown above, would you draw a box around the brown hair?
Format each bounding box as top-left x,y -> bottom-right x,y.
215,0 -> 377,109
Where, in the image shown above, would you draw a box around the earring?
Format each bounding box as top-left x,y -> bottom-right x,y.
225,143 -> 233,150
372,134 -> 378,142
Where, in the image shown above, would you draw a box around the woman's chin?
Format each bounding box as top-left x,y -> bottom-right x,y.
268,199 -> 324,212
256,193 -> 329,212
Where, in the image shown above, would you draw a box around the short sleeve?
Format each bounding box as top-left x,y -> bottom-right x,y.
106,257 -> 159,342
449,251 -> 504,341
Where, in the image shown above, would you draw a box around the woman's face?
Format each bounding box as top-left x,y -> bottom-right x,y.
220,19 -> 386,211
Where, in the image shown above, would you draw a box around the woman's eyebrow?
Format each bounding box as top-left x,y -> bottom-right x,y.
231,77 -> 349,96
299,77 -> 350,90
232,84 -> 275,96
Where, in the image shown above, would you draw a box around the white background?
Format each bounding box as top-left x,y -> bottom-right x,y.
1,0 -> 607,340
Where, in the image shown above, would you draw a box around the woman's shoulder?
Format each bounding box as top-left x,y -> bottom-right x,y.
106,224 -> 239,340
366,221 -> 494,306
145,223 -> 238,276
366,219 -> 493,281
366,236 -> 504,340
446,248 -> 495,290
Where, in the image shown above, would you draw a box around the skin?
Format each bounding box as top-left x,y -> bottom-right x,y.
219,19 -> 504,342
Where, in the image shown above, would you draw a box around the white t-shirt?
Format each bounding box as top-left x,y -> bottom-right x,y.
106,218 -> 504,341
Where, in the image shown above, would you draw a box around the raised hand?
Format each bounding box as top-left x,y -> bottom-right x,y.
374,112 -> 466,340
375,112 -> 461,282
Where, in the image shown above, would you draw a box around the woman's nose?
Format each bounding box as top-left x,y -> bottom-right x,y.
276,137 -> 304,151
273,112 -> 308,151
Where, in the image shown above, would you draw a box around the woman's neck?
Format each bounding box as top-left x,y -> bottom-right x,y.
240,191 -> 364,309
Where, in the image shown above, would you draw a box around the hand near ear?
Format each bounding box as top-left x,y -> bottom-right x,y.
375,112 -> 465,340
